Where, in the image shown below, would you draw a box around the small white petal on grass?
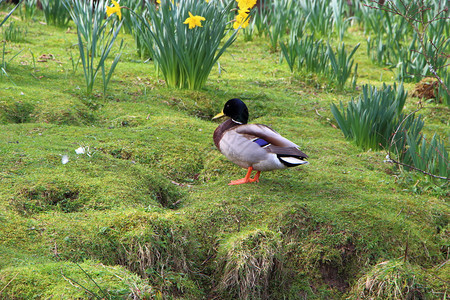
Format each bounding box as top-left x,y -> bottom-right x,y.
75,147 -> 85,154
62,155 -> 69,164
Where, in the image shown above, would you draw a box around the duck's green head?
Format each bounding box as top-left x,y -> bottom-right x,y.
213,98 -> 249,124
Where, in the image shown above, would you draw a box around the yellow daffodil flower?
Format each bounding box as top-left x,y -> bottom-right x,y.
236,0 -> 257,9
237,8 -> 250,17
106,0 -> 122,20
233,8 -> 250,29
184,12 -> 205,29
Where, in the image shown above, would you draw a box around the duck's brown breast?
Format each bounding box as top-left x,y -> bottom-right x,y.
213,119 -> 239,151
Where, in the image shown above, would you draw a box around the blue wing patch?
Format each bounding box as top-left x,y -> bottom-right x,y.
252,138 -> 270,147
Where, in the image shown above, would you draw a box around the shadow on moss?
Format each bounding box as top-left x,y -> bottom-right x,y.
0,101 -> 35,124
10,180 -> 84,215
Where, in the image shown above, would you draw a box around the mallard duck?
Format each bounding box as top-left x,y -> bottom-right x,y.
213,98 -> 308,185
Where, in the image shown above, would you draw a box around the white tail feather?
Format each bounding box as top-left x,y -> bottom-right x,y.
279,156 -> 309,166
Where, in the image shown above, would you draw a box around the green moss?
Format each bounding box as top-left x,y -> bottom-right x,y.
40,210 -> 204,297
0,100 -> 35,124
216,229 -> 283,299
265,205 -> 357,298
10,178 -> 84,214
0,260 -> 154,299
347,259 -> 448,299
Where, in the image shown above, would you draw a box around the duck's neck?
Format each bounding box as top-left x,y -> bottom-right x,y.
213,119 -> 240,150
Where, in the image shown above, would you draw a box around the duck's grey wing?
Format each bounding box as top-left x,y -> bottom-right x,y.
235,124 -> 308,158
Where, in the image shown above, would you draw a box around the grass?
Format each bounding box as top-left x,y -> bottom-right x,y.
0,5 -> 448,299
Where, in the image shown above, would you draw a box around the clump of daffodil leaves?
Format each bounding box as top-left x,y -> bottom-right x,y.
105,0 -> 255,90
64,0 -> 123,96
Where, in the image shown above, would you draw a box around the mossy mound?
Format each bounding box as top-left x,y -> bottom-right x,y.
49,210 -> 204,298
10,178 -> 85,214
6,161 -> 184,213
0,95 -> 96,126
0,260 -> 154,299
216,229 -> 283,299
348,259 -> 448,299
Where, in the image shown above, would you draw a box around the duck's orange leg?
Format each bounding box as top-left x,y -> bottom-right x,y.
229,167 -> 261,185
252,171 -> 261,182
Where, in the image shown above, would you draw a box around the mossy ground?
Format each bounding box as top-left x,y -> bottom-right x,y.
0,7 -> 448,300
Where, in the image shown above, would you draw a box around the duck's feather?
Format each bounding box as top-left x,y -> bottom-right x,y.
278,156 -> 309,167
265,145 -> 308,159
213,119 -> 238,150
234,124 -> 300,148
214,120 -> 308,171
